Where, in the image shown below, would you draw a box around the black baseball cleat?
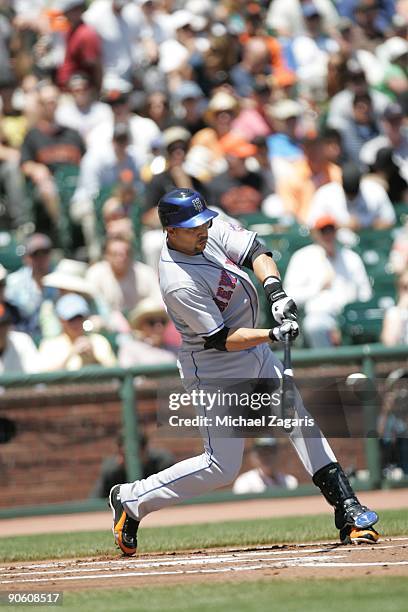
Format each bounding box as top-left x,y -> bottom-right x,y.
337,501 -> 380,545
109,484 -> 139,556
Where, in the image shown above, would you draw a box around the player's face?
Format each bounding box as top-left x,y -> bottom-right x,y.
167,221 -> 211,255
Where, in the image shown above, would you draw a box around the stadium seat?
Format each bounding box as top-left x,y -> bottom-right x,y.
340,295 -> 395,344
0,232 -> 23,271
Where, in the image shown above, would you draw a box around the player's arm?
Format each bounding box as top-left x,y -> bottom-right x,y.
242,240 -> 298,325
205,322 -> 298,352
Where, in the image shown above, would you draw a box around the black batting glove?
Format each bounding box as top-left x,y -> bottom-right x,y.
263,276 -> 298,325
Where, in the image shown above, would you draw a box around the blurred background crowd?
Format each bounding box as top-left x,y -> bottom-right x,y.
0,0 -> 407,376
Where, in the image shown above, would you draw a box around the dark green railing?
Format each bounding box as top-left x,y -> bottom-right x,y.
0,343 -> 406,519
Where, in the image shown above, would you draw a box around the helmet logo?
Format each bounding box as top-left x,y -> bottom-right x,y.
192,197 -> 204,213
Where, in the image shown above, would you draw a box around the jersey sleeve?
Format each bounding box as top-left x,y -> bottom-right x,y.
165,285 -> 225,338
215,220 -> 256,267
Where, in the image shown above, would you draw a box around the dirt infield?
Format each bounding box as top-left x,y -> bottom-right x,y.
0,538 -> 407,591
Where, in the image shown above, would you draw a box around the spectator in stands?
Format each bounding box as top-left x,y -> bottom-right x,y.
389,217 -> 408,275
38,293 -> 116,371
145,90 -> 174,132
308,162 -> 396,229
362,145 -> 408,205
277,135 -> 342,223
86,236 -> 160,331
145,126 -> 204,216
266,100 -> 304,169
360,103 -> 408,191
327,59 -> 389,131
71,123 -> 142,260
206,135 -> 270,216
57,0 -> 102,92
352,0 -> 385,52
102,196 -> 134,243
190,91 -> 240,178
266,0 -> 339,37
90,431 -> 175,499
375,36 -> 408,100
20,83 -> 85,226
337,92 -> 380,165
88,77 -> 160,166
0,86 -> 26,229
284,216 -> 372,347
5,233 -> 56,338
56,73 -> 112,146
230,37 -> 271,98
231,81 -> 274,142
40,257 -> 101,339
378,368 -> 408,476
0,302 -> 39,374
290,3 -> 339,100
233,438 -> 298,494
118,298 -> 177,367
83,0 -> 140,85
381,270 -> 408,346
172,81 -> 206,136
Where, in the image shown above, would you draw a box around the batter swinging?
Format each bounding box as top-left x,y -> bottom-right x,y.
110,188 -> 379,555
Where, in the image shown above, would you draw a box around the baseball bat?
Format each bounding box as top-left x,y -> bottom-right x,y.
281,331 -> 296,432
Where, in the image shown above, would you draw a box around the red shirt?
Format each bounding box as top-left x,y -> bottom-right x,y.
57,21 -> 101,89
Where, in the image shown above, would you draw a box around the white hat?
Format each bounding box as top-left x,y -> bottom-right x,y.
42,259 -> 94,297
205,91 -> 239,122
163,126 -> 191,148
129,298 -> 168,329
270,99 -> 303,120
381,37 -> 408,63
159,40 -> 189,74
102,75 -> 132,96
171,10 -> 194,31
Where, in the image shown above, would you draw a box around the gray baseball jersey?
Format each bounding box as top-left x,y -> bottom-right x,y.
159,219 -> 260,379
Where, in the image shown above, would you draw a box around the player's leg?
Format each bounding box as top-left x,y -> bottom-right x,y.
110,433 -> 245,555
258,344 -> 379,544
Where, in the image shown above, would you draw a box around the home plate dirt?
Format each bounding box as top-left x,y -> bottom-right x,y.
0,538 -> 407,591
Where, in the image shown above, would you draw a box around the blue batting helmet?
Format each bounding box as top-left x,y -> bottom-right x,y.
158,188 -> 218,228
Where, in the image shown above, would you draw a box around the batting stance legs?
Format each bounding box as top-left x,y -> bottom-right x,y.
110,345 -> 378,555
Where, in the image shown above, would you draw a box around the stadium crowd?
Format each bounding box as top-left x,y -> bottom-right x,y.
0,0 -> 406,374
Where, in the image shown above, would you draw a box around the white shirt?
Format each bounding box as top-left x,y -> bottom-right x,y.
327,89 -> 390,131
83,0 -> 139,81
86,260 -> 161,313
56,100 -> 112,147
87,114 -> 160,166
360,134 -> 408,183
307,179 -> 396,228
284,243 -> 372,315
0,331 -> 39,374
266,0 -> 339,36
233,468 -> 298,494
71,143 -> 142,209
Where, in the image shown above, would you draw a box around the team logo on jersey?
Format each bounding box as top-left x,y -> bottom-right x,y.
192,197 -> 204,212
214,270 -> 237,312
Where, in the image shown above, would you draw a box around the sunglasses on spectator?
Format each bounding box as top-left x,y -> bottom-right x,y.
66,315 -> 85,323
109,96 -> 129,107
143,317 -> 168,326
319,225 -> 336,234
30,248 -> 51,257
167,142 -> 188,154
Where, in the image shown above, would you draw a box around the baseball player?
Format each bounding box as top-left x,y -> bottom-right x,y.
110,188 -> 380,555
